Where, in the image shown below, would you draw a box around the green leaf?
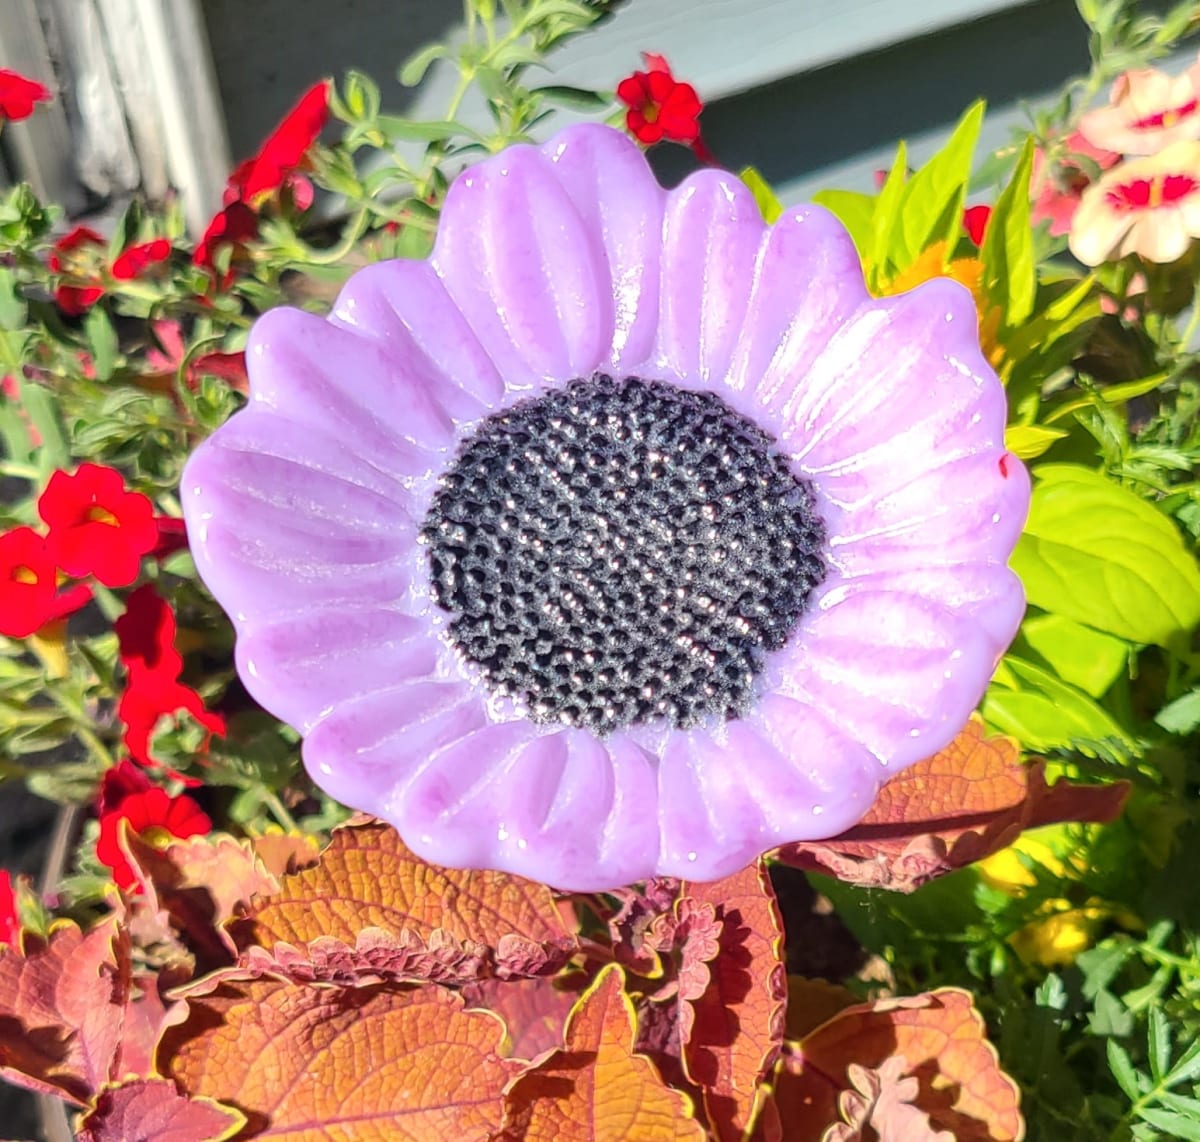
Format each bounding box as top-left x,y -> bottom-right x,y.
1005,424 -> 1068,460
1044,371 -> 1169,425
0,267 -> 26,331
1018,613 -> 1128,698
84,306 -> 119,381
530,85 -> 608,110
1012,465 -> 1200,648
399,42 -> 449,87
1166,1037 -> 1200,1087
15,376 -> 69,474
810,189 -> 875,256
1147,1005 -> 1170,1081
1107,1038 -> 1142,1102
740,166 -> 783,224
981,134 -> 1037,325
1137,1109 -> 1200,1140
871,140 -> 910,273
984,654 -> 1134,752
374,117 -> 466,143
898,100 -> 984,258
1156,688 -> 1200,735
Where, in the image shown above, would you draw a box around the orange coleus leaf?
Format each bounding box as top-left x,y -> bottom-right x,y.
502,963 -> 705,1141
775,715 -> 1129,891
163,975 -> 520,1137
784,976 -> 859,1041
76,1078 -> 245,1142
773,989 -> 1024,1142
680,859 -> 787,1142
232,818 -> 577,985
463,974 -> 586,1062
122,830 -> 279,968
248,829 -> 320,878
0,917 -> 131,1105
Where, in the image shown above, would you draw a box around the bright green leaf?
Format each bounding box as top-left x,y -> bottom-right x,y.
810,189 -> 875,256
1019,613 -> 1128,697
871,140 -> 909,274
1012,464 -> 1200,648
899,100 -> 984,258
981,135 -> 1037,325
1156,688 -> 1200,735
984,655 -> 1134,753
1006,424 -> 1068,460
740,166 -> 783,224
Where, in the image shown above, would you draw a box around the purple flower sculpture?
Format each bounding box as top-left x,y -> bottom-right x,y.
182,124 -> 1030,890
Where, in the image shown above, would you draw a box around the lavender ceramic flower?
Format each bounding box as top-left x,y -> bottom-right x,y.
182,124 -> 1029,890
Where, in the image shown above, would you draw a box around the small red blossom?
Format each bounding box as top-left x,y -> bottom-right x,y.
225,80 -> 329,206
96,786 -> 212,891
193,201 -> 259,290
96,759 -> 154,818
115,585 -> 226,774
150,517 -> 189,561
0,69 -> 52,121
617,53 -> 713,160
110,238 -> 172,280
0,526 -> 92,639
47,226 -> 106,315
38,463 -> 160,588
0,869 -> 18,946
963,204 -> 992,246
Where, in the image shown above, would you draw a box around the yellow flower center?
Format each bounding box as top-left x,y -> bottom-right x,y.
140,825 -> 174,849
85,505 -> 119,526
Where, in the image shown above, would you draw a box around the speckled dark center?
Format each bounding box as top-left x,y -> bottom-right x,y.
421,374 -> 827,734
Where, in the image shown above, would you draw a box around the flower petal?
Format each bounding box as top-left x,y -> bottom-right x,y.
654,171 -> 767,386
540,125 -> 667,371
726,205 -> 869,409
246,307 -> 459,473
302,680 -> 486,810
771,589 -> 996,767
432,143 -> 611,390
236,608 -> 440,733
330,257 -> 505,410
181,430 -> 419,625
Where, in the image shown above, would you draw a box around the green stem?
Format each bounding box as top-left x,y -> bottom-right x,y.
262,788 -> 299,832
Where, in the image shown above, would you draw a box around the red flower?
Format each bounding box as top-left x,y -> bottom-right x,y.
225,81 -> 330,206
47,226 -> 106,315
96,759 -> 154,817
617,53 -> 712,160
963,204 -> 992,246
110,238 -> 172,280
0,526 -> 92,639
96,785 -> 211,891
115,585 -> 225,773
150,517 -> 189,561
193,201 -> 259,290
0,69 -> 51,121
38,463 -> 160,588
0,869 -> 18,946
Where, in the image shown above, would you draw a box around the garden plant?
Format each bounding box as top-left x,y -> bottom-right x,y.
1,0 -> 1200,1138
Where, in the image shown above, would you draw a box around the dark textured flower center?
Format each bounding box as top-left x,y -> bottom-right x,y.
421,374 -> 827,734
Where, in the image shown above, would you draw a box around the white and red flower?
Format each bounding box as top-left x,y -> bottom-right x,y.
1070,141 -> 1200,265
1080,56 -> 1200,155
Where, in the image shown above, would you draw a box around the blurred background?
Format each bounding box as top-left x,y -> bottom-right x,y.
0,0 -> 1122,239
